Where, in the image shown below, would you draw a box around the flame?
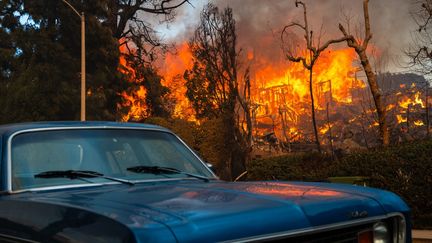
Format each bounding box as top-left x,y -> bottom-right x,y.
386,104 -> 395,111
117,38 -> 428,145
399,91 -> 425,109
319,123 -> 334,135
414,120 -> 424,126
118,42 -> 149,121
251,48 -> 364,140
368,121 -> 379,128
159,43 -> 196,121
348,117 -> 357,123
119,86 -> 148,121
396,115 -> 407,124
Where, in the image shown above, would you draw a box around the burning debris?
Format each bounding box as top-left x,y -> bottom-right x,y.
117,0 -> 430,154
119,39 -> 430,153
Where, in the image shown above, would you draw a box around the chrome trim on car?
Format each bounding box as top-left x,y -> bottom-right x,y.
6,126 -> 218,192
0,233 -> 39,243
224,213 -> 406,243
10,177 -> 214,194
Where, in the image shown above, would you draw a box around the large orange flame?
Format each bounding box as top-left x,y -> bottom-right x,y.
118,43 -> 149,121
159,43 -> 196,120
119,40 -> 427,145
249,48 -> 365,140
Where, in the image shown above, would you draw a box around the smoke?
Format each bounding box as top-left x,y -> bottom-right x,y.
160,0 -> 417,72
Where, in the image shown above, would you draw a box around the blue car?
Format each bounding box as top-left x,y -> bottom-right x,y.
0,121 -> 410,242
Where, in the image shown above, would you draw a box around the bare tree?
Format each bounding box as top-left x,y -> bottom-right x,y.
406,0 -> 432,75
107,0 -> 192,63
338,0 -> 389,146
281,0 -> 347,152
109,1 -> 191,120
407,0 -> 431,138
238,68 -> 254,149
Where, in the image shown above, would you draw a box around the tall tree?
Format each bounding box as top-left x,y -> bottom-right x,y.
184,4 -> 250,180
104,0 -> 191,120
338,0 -> 390,146
281,0 -> 347,152
0,0 -> 121,122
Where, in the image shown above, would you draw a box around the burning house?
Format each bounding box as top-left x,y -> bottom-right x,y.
119,40 -> 430,154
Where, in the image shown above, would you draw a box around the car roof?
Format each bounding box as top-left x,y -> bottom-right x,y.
0,121 -> 169,138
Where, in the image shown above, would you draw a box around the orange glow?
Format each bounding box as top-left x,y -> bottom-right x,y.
119,86 -> 148,122
159,43 -> 196,121
386,104 -> 395,111
246,182 -> 342,197
250,48 -> 364,140
118,42 -> 149,121
396,115 -> 407,124
117,39 -> 428,145
414,120 -> 424,126
320,123 -> 334,135
368,121 -> 379,128
247,49 -> 254,60
399,91 -> 425,109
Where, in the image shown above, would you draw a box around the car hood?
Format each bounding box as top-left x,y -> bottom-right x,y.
14,180 -> 408,242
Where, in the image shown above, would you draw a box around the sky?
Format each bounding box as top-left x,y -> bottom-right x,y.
152,0 -> 420,72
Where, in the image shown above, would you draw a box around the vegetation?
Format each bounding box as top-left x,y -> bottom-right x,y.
1,0 -> 431,228
247,140 -> 432,229
184,4 -> 251,180
144,117 -> 236,180
406,0 -> 432,76
0,0 -> 188,122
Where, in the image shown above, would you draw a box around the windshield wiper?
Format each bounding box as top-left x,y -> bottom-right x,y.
126,166 -> 210,182
34,170 -> 135,186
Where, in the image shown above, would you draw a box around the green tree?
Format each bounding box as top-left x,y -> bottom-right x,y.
0,0 -> 189,123
0,0 -> 121,122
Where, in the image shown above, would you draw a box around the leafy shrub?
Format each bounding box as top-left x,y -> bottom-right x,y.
247,152 -> 333,181
247,141 -> 432,229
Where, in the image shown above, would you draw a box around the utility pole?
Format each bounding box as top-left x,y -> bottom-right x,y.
61,0 -> 86,121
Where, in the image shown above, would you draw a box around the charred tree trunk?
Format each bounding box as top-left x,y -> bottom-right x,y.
326,102 -> 335,158
309,65 -> 321,152
361,51 -> 389,145
338,0 -> 389,146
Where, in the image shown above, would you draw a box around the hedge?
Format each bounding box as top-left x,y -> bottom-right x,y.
247,140 -> 432,229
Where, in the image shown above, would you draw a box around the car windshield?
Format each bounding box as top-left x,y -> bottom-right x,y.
11,129 -> 214,191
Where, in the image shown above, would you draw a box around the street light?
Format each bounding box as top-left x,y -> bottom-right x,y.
61,0 -> 86,121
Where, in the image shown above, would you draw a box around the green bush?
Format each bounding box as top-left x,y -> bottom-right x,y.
248,152 -> 333,181
247,141 -> 432,229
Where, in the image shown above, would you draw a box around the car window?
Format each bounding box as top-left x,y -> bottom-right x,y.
11,129 -> 213,190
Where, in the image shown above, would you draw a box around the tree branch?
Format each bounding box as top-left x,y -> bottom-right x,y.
362,0 -> 373,48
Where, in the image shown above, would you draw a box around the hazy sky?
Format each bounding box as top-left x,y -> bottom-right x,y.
154,0 -> 420,72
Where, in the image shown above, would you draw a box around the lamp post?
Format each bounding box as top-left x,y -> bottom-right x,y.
61,0 -> 86,121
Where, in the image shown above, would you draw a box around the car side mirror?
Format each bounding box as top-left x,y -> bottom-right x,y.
205,163 -> 215,172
